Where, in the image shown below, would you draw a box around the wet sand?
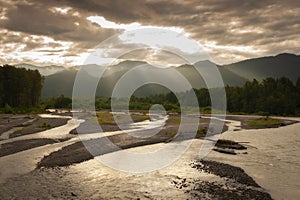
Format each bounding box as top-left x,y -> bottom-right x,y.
0,114 -> 70,140
0,138 -> 69,157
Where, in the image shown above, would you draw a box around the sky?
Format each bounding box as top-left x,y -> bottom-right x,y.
0,0 -> 299,67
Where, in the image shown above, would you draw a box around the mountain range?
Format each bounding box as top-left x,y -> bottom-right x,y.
15,63 -> 67,76
17,53 -> 300,97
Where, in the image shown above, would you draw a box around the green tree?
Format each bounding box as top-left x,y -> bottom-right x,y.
53,95 -> 72,108
0,65 -> 43,108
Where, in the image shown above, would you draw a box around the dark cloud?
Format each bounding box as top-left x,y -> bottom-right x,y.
53,0 -> 154,23
0,0 -> 299,65
0,2 -> 118,44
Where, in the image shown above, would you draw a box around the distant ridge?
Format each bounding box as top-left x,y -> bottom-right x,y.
223,53 -> 300,82
15,63 -> 65,76
29,53 -> 299,97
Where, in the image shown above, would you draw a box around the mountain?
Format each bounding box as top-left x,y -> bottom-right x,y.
42,61 -> 181,97
223,53 -> 300,82
42,69 -> 78,97
177,60 -> 248,88
15,63 -> 66,76
41,53 -> 300,97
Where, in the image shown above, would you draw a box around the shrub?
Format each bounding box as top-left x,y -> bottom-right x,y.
4,104 -> 14,114
39,122 -> 51,128
197,127 -> 207,137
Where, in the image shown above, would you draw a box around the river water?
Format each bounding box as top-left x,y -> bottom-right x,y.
208,117 -> 300,200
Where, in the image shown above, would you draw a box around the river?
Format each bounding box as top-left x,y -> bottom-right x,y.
209,116 -> 300,200
0,114 -> 299,199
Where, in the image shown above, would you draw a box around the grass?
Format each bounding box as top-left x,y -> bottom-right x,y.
39,122 -> 51,128
168,132 -> 177,139
169,116 -> 181,124
96,112 -> 116,125
131,114 -> 150,122
197,127 -> 207,137
248,117 -> 281,127
96,111 -> 149,125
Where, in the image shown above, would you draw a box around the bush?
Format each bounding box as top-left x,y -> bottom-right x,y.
197,127 -> 207,137
256,111 -> 270,117
39,122 -> 51,128
4,104 -> 14,114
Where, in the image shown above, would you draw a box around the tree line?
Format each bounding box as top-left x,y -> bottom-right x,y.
225,77 -> 300,115
0,65 -> 43,108
95,77 -> 300,116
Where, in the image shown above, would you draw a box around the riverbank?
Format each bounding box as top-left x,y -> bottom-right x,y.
224,114 -> 297,129
0,114 -> 70,140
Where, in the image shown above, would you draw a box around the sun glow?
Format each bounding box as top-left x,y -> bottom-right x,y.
204,41 -> 260,53
49,7 -> 72,15
87,16 -> 186,34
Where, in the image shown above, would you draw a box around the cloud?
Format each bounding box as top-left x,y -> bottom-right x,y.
0,2 -> 118,43
0,0 -> 299,65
